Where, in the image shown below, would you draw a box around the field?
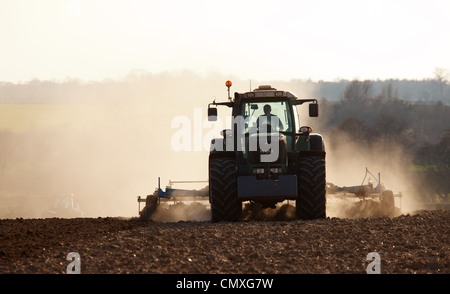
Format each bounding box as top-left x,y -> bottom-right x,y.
0,210 -> 448,274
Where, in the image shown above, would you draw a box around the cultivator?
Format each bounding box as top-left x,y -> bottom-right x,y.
326,168 -> 402,214
137,177 -> 209,220
137,168 -> 402,221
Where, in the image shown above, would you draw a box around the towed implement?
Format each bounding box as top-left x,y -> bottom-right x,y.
326,168 -> 402,216
137,170 -> 402,220
138,178 -> 209,221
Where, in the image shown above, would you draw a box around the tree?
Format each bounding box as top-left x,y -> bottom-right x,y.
342,80 -> 373,102
378,83 -> 399,101
434,67 -> 449,101
332,117 -> 372,143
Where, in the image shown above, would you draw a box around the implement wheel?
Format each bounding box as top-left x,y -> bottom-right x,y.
381,190 -> 396,216
139,194 -> 158,221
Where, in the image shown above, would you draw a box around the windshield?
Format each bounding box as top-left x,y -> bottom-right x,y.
240,101 -> 292,133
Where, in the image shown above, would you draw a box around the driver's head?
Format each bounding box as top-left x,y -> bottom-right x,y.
263,104 -> 271,115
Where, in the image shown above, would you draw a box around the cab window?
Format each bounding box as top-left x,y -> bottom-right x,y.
241,101 -> 292,133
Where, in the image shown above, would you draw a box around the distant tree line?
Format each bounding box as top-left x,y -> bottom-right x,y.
321,79 -> 450,203
0,68 -> 449,104
313,77 -> 450,103
321,79 -> 450,150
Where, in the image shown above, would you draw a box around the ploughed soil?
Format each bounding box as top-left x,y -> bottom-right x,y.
0,209 -> 448,274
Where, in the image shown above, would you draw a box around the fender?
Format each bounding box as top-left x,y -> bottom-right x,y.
309,133 -> 325,152
298,133 -> 326,159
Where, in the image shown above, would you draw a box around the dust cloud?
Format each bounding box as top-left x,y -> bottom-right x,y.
323,130 -> 422,218
0,71 -> 242,219
293,98 -> 415,218
0,72 -> 424,220
150,202 -> 211,222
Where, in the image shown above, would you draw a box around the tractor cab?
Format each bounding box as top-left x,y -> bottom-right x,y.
208,84 -> 321,166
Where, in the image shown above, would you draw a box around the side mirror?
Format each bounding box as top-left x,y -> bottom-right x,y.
309,103 -> 318,117
208,107 -> 218,121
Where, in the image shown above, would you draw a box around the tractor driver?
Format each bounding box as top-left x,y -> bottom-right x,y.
256,104 -> 284,131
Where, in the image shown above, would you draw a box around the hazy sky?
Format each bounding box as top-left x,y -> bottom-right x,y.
1,0 -> 449,83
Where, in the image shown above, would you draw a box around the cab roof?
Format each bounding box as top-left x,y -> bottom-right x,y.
240,85 -> 298,99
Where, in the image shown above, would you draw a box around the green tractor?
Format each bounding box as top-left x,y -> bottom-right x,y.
207,82 -> 326,222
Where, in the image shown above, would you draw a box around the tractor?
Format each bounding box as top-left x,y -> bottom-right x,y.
206,82 -> 326,222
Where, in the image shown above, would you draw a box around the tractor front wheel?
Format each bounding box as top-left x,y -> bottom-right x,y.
209,157 -> 242,222
296,156 -> 326,220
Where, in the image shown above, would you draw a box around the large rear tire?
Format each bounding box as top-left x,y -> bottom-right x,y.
209,157 -> 242,222
296,156 -> 326,220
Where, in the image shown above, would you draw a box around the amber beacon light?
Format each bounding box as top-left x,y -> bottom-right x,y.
226,80 -> 232,100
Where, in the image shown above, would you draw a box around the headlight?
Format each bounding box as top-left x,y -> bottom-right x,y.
299,126 -> 312,133
270,168 -> 282,174
253,168 -> 265,174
